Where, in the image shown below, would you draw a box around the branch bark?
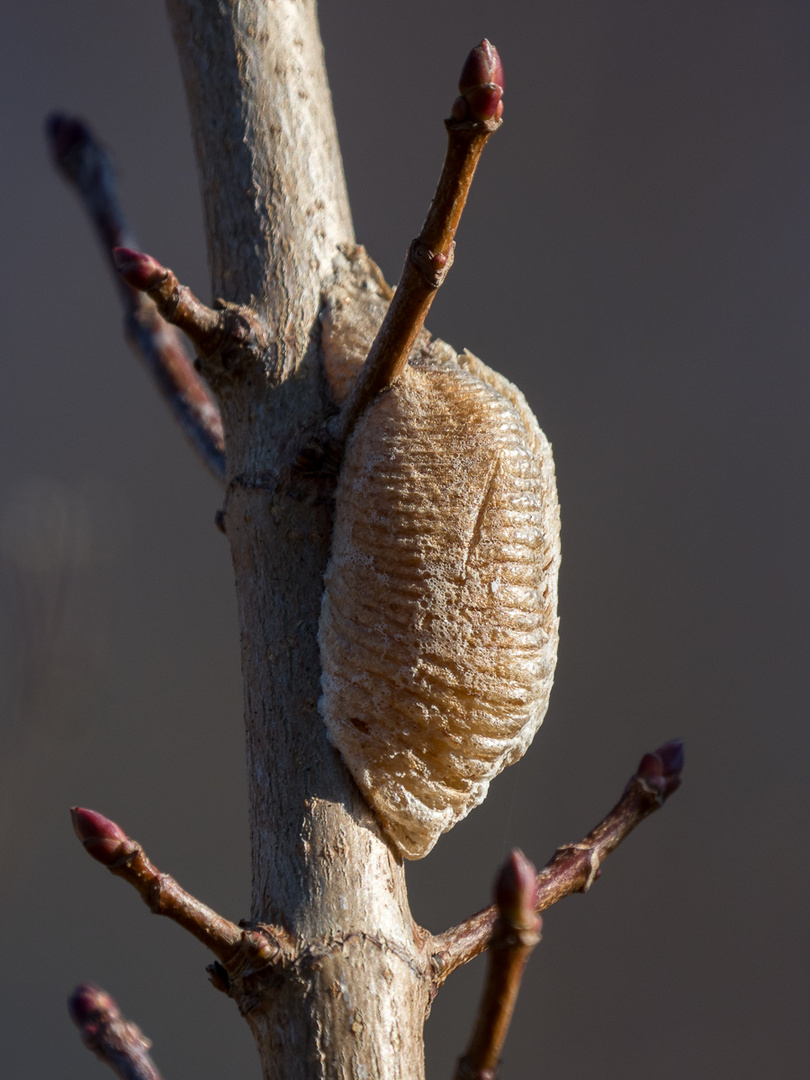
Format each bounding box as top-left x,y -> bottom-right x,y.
165,3 -> 428,1077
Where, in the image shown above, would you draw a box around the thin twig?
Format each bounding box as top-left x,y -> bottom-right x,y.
114,247 -> 270,392
336,40 -> 504,441
70,807 -> 276,974
113,248 -> 224,355
69,984 -> 165,1080
454,851 -> 542,1080
46,115 -> 227,482
433,740 -> 684,980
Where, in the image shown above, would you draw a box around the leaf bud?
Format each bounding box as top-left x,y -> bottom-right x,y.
452,40 -> 504,123
68,983 -> 114,1030
637,739 -> 684,799
494,848 -> 539,929
70,806 -> 137,866
113,247 -> 166,292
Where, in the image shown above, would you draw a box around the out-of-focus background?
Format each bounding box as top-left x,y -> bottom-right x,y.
2,2 -> 808,1076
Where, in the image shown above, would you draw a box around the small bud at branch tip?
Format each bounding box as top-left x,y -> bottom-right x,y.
68,984 -> 115,1028
636,739 -> 684,799
113,246 -> 166,292
459,40 -> 504,96
71,806 -> 136,866
638,752 -> 662,779
494,848 -> 539,927
655,738 -> 685,776
452,40 -> 504,124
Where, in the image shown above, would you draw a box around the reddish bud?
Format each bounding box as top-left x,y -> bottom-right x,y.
637,739 -> 684,799
655,739 -> 685,777
71,807 -> 136,866
494,848 -> 539,927
638,752 -> 663,779
459,40 -> 504,96
113,247 -> 165,292
68,984 -> 116,1030
452,40 -> 504,123
468,86 -> 504,122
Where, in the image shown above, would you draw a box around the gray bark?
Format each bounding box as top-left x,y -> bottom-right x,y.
166,1 -> 431,1077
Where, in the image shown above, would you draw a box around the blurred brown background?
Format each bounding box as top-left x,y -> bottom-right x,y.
2,2 -> 808,1076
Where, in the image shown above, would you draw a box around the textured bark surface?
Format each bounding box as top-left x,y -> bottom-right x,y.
166,2 -> 431,1077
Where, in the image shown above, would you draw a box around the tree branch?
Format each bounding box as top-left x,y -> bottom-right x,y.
454,851 -> 541,1080
69,984 -> 165,1080
166,0 -> 354,346
336,40 -> 504,441
46,115 -> 226,482
70,807 -> 276,976
432,740 -> 684,980
159,11 -> 434,1076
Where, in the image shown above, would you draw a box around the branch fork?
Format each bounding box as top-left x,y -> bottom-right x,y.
70,808 -> 279,990
70,738 -> 682,1068
113,248 -> 271,387
333,40 -> 505,445
49,42 -> 504,482
432,739 -> 684,981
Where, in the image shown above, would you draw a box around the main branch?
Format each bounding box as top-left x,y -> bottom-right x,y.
164,4 -> 429,1078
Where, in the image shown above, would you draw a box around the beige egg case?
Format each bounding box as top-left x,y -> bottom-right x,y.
318,248 -> 560,859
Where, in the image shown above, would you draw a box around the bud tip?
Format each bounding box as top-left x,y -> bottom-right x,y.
112,247 -> 164,291
495,848 -> 538,926
459,40 -> 504,95
70,806 -> 134,865
68,984 -> 117,1029
637,739 -> 684,799
453,40 -> 504,124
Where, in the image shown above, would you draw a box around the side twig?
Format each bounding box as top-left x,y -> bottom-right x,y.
113,248 -> 224,355
46,115 -> 226,482
70,807 -> 276,976
114,248 -> 270,392
69,984 -> 165,1080
454,851 -> 541,1080
336,40 -> 504,441
433,740 -> 684,980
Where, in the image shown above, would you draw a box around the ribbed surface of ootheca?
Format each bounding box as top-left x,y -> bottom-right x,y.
319,357 -> 560,858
